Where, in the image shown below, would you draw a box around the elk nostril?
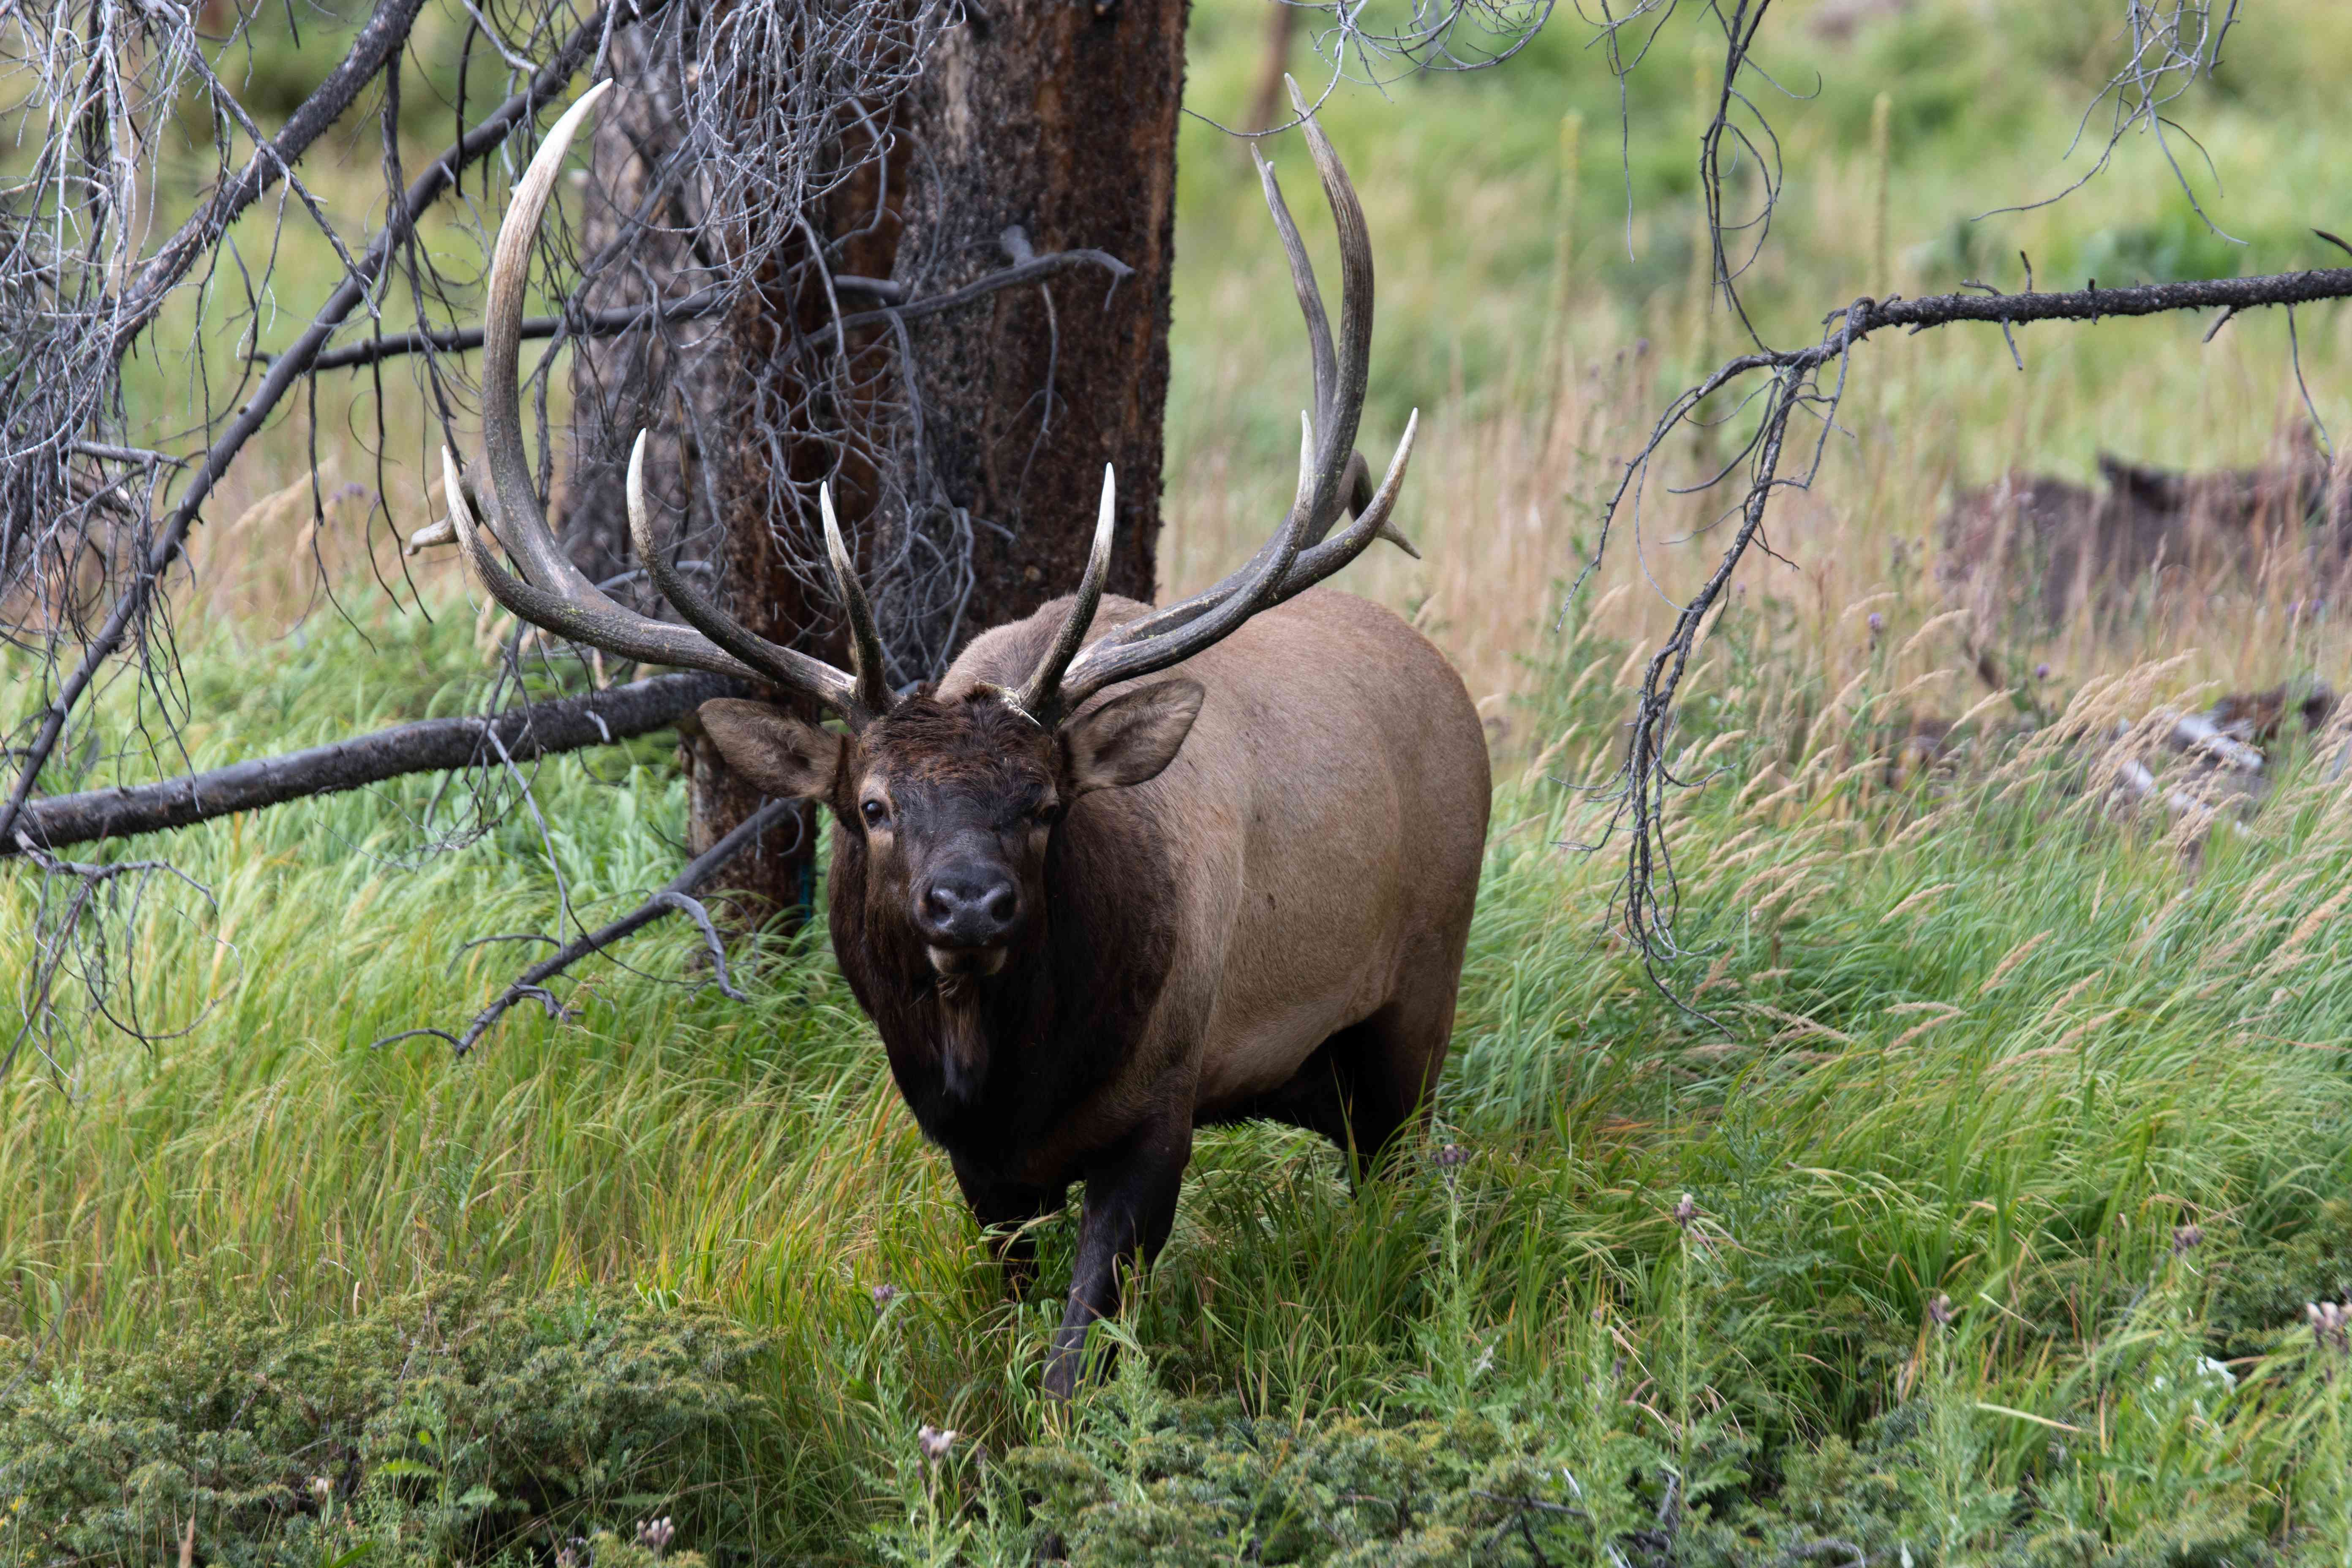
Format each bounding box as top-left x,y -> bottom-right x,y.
983,885 -> 1017,926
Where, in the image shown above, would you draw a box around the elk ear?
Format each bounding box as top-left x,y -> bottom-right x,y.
1059,679 -> 1203,795
696,699 -> 845,800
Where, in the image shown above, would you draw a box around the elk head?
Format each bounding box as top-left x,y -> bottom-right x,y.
692,474 -> 1208,978
442,76 -> 1415,980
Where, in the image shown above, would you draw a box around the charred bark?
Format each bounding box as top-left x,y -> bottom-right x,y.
556,5 -> 1186,930
893,0 -> 1185,629
561,29 -> 828,926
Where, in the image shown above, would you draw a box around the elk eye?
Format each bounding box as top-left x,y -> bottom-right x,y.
861,798 -> 889,829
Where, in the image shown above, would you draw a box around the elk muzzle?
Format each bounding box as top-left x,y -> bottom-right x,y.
919,861 -> 1021,973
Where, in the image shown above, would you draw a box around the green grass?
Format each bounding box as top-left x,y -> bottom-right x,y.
10,0 -> 2352,1560
1168,0 -> 2352,477
6,595 -> 2352,1561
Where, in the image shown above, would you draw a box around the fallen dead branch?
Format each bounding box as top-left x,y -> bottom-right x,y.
376,795 -> 799,1056
3,673 -> 732,858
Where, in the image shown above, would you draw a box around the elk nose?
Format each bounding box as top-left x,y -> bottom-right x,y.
920,868 -> 1019,946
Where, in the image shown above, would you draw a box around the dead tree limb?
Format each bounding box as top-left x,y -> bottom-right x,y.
287,289 -> 727,374
0,4 -> 619,852
4,674 -> 731,858
281,247 -> 1127,377
1689,268 -> 2352,398
799,248 -> 1133,354
376,795 -> 800,1056
1582,264 -> 2352,971
110,0 -> 435,356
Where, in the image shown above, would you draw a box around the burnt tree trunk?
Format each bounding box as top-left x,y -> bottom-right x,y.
563,25 -> 822,924
561,5 -> 1185,926
892,0 -> 1184,623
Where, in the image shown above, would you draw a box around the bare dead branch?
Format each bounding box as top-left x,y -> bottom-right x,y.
284,289 -> 727,375
279,247 -> 1128,378
1576,264 -> 2352,973
800,248 -> 1134,354
376,795 -> 801,1057
0,2 -> 619,851
113,0 -> 436,353
1982,1 -> 2244,233
6,844 -> 229,1076
3,674 -> 733,858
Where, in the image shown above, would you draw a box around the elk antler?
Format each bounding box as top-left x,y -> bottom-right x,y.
1003,465 -> 1116,723
1013,78 -> 1418,728
449,79 -> 886,728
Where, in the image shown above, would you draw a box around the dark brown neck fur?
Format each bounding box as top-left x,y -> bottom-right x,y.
824,780 -> 1179,1175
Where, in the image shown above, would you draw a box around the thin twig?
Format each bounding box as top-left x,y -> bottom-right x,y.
380,797 -> 800,1056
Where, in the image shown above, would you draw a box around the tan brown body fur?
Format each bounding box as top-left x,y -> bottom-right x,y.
772,589 -> 1487,1392
934,589 -> 1488,1156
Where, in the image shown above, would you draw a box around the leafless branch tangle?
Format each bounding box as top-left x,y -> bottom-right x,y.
0,0 -> 955,1056
1574,265 -> 2352,995
1978,2 -> 2244,234
5,838 -> 234,1079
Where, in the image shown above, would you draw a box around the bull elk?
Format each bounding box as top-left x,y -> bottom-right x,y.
439,80 -> 1489,1395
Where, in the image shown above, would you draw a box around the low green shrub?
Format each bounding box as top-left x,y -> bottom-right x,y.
0,1280 -> 774,1567
1003,1401 -> 1610,1566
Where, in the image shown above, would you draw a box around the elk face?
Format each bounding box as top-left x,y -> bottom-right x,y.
697,682 -> 1203,978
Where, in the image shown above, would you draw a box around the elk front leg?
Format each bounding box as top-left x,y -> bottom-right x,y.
953,1161 -> 1064,1301
1042,1117 -> 1193,1400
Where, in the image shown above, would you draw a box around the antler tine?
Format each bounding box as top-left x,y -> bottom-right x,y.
460,82 -> 876,719
1252,143 -> 1339,474
1050,86 -> 1401,691
1050,416 -> 1321,714
1052,410 -> 1417,713
1012,463 -> 1118,726
1241,408 -> 1420,594
477,80 -> 619,609
1287,72 -> 1372,529
819,484 -> 898,716
446,445 -> 757,681
626,433 -> 868,719
1248,136 -> 1407,561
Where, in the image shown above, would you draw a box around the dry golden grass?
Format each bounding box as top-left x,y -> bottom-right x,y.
1168,288 -> 2351,757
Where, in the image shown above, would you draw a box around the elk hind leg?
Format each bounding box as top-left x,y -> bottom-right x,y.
1324,981 -> 1459,1182
1240,1003 -> 1450,1184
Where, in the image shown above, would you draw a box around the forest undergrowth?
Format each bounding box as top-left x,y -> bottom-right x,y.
8,0 -> 2352,1561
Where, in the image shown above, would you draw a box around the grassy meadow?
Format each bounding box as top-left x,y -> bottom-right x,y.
8,0 -> 2352,1562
